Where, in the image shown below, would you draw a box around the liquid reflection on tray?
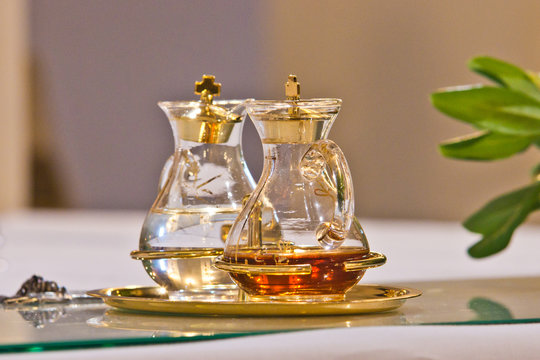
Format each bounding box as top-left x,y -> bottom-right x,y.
87,308 -> 408,336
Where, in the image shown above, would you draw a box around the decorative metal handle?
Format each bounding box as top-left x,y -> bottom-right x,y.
214,252 -> 386,275
213,256 -> 312,275
131,248 -> 223,260
343,252 -> 387,272
301,139 -> 354,249
0,275 -> 99,307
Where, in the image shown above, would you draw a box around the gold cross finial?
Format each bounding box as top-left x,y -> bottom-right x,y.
285,74 -> 300,100
195,75 -> 221,102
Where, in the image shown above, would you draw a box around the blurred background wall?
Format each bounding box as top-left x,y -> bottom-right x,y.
1,0 -> 540,222
0,0 -> 30,210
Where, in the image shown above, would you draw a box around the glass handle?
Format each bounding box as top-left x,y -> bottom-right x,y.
301,139 -> 354,249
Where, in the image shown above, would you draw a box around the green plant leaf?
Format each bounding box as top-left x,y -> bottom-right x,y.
532,163 -> 540,180
431,86 -> 540,136
464,182 -> 540,258
468,56 -> 540,101
526,71 -> 540,89
432,56 -> 540,258
439,131 -> 531,160
464,183 -> 538,234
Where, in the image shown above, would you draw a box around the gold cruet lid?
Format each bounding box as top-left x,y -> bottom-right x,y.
161,74 -> 243,143
248,75 -> 341,144
258,74 -> 336,120
181,75 -> 240,123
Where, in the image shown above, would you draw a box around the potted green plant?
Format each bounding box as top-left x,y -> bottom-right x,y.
431,56 -> 540,258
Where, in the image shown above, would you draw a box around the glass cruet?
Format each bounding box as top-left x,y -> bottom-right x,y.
215,75 -> 386,301
131,75 -> 255,299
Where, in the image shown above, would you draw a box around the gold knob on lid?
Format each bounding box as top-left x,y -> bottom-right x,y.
195,74 -> 221,103
285,74 -> 300,100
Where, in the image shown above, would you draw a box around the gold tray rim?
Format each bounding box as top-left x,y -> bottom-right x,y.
130,248 -> 223,259
87,285 -> 422,317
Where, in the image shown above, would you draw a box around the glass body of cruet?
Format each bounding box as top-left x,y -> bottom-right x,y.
215,75 -> 386,301
131,75 -> 255,299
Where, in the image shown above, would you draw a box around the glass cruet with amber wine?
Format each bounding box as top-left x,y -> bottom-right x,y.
131,75 -> 255,299
215,75 -> 386,301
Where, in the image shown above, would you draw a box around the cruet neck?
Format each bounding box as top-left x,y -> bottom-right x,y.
159,99 -> 248,146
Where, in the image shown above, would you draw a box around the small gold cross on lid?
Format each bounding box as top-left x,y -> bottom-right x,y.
195,75 -> 221,103
285,74 -> 300,100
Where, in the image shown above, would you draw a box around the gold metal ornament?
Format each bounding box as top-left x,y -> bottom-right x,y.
285,74 -> 300,100
195,74 -> 221,103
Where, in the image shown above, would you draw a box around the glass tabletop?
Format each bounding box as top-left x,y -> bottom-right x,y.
1,276 -> 539,354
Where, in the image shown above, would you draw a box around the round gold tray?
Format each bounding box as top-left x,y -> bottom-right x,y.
87,284 -> 421,317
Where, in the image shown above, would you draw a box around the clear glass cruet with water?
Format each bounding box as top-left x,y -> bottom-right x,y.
131,75 -> 255,298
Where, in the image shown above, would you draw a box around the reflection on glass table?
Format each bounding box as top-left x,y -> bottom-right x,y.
1,277 -> 539,354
